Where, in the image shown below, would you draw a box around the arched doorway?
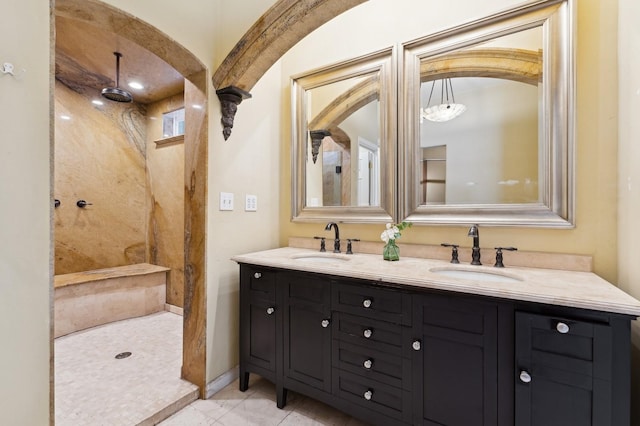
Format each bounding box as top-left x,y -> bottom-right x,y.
53,0 -> 208,398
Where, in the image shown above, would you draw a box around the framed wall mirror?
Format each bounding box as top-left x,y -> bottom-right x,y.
291,48 -> 397,223
400,0 -> 575,227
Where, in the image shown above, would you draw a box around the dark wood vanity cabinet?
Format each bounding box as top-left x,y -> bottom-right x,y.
239,267 -> 332,407
331,281 -> 413,424
239,266 -> 278,388
238,264 -> 634,426
281,272 -> 332,397
514,310 -> 631,426
412,293 -> 500,426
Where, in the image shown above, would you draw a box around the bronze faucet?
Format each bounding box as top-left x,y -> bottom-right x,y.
468,224 -> 481,265
325,222 -> 340,253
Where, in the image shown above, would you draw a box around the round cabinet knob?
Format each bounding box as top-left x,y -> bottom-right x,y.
412,340 -> 421,351
321,319 -> 330,328
363,299 -> 372,308
266,307 -> 275,315
254,272 -> 262,279
363,359 -> 373,369
519,371 -> 532,383
363,390 -> 373,401
363,329 -> 373,339
556,322 -> 570,334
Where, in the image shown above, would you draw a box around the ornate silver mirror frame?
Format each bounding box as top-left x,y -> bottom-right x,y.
400,0 -> 575,227
291,47 -> 397,223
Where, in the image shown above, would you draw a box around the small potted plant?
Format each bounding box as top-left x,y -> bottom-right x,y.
380,221 -> 411,261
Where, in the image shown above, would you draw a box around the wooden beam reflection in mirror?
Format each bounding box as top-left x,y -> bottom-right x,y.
309,75 -> 380,129
420,48 -> 543,85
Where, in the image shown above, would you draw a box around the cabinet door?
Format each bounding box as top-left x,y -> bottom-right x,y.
239,266 -> 278,385
515,311 -> 613,426
413,293 -> 498,426
282,272 -> 332,394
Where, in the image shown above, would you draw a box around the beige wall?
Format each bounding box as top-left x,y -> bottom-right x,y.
54,81 -> 147,274
208,0 -> 284,382
0,0 -> 51,423
205,60 -> 283,380
618,0 -> 640,422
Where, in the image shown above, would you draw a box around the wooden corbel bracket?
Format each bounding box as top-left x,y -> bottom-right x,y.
216,86 -> 252,140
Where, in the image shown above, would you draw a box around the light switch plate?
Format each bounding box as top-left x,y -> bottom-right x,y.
220,192 -> 234,211
245,194 -> 258,212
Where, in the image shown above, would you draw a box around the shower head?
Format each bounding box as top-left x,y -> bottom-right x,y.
102,86 -> 133,103
102,52 -> 133,103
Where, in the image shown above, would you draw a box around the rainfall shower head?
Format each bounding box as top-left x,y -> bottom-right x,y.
102,86 -> 132,103
102,52 -> 133,103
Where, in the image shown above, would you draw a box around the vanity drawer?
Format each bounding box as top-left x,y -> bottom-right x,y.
240,265 -> 276,301
332,369 -> 411,423
420,292 -> 497,336
333,312 -> 412,358
333,339 -> 411,390
517,311 -> 610,361
332,281 -> 411,325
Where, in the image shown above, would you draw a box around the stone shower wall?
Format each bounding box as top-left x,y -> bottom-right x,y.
54,80 -> 147,274
145,94 -> 185,307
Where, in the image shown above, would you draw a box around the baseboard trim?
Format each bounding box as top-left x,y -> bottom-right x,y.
165,304 -> 183,316
205,366 -> 239,399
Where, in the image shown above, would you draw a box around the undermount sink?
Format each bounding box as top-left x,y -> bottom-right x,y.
429,267 -> 522,283
290,253 -> 351,263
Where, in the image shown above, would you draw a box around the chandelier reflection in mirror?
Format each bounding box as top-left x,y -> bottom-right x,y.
421,78 -> 466,122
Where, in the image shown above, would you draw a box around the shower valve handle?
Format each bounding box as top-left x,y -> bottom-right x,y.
77,200 -> 93,208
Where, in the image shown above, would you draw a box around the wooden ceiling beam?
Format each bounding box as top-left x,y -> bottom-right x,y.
213,0 -> 366,139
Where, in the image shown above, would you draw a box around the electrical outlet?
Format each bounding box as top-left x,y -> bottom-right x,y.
219,192 -> 234,211
245,194 -> 258,212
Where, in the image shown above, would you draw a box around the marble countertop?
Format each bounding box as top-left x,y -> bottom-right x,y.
232,247 -> 640,317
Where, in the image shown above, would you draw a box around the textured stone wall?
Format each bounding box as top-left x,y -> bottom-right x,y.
54,81 -> 147,274
145,94 -> 185,307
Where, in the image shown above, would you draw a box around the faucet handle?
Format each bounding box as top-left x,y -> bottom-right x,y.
346,239 -> 360,255
494,246 -> 517,267
313,236 -> 326,252
441,243 -> 460,264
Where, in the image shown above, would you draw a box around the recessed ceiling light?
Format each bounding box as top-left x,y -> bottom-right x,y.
128,81 -> 144,90
92,99 -> 104,106
60,115 -> 71,120
192,104 -> 203,110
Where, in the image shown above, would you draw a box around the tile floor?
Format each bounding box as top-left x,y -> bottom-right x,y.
55,311 -> 367,425
54,311 -> 198,425
159,376 -> 369,426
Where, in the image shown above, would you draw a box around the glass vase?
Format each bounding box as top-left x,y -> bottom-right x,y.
383,240 -> 400,261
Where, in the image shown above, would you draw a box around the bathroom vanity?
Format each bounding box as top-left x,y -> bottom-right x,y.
233,247 -> 640,426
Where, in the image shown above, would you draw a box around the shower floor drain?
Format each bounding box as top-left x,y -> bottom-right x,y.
115,351 -> 132,359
